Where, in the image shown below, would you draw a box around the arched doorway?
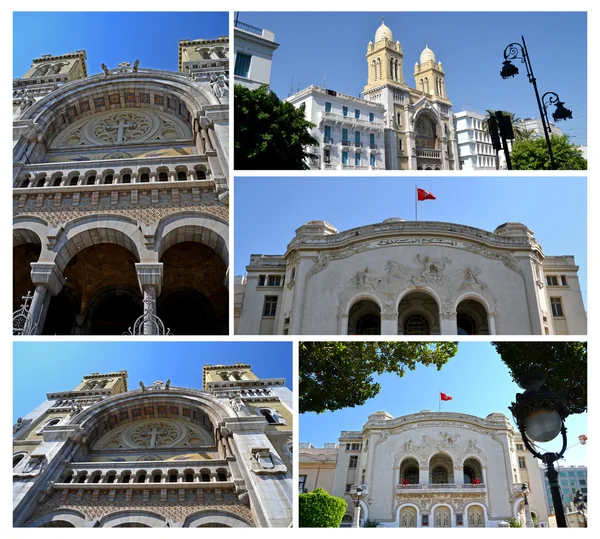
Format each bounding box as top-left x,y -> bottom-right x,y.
433,505 -> 451,528
13,242 -> 41,311
463,457 -> 484,485
159,242 -> 228,335
467,505 -> 485,527
456,299 -> 489,335
399,506 -> 418,527
348,299 -> 381,335
399,457 -> 420,486
45,243 -> 140,335
415,115 -> 438,150
398,291 -> 439,335
429,453 -> 454,484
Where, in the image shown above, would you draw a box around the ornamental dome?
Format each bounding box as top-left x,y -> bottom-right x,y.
420,43 -> 436,64
375,19 -> 394,43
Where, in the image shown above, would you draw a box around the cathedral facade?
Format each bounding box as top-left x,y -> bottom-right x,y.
235,219 -> 586,335
13,365 -> 292,527
362,20 -> 458,170
13,38 -> 229,335
300,410 -> 549,527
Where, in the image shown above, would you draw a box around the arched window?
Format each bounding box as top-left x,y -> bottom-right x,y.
91,473 -> 102,483
36,177 -> 46,187
169,473 -> 178,483
69,176 -> 79,186
121,174 -> 131,184
13,453 -> 26,468
104,175 -> 113,184
121,473 -> 131,483
140,173 -> 149,182
185,473 -> 194,482
177,171 -> 187,181
464,467 -> 474,484
217,470 -> 228,482
432,466 -> 448,484
153,473 -> 162,483
404,467 -> 419,484
200,470 -> 211,482
260,409 -> 277,424
20,178 -> 30,188
137,472 -> 146,483
53,176 -> 63,187
106,473 -> 116,484
158,172 -> 168,182
457,313 -> 477,335
196,170 -> 206,180
86,175 -> 96,185
404,315 -> 429,335
77,472 -> 88,483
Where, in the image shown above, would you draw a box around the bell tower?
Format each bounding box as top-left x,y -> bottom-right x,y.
414,43 -> 448,101
364,18 -> 406,92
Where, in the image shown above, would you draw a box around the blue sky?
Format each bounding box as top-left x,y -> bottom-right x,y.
13,12 -> 228,77
234,176 -> 587,307
300,342 -> 588,466
236,11 -> 587,146
13,341 -> 292,421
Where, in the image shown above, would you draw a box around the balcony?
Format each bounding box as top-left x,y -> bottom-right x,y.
353,142 -> 363,149
322,137 -> 334,147
396,483 -> 487,495
340,140 -> 351,149
416,148 -> 442,160
369,143 -> 377,151
234,20 -> 264,37
319,111 -> 383,128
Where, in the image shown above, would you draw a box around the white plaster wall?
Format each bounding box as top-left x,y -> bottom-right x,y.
298,243 -> 531,335
236,273 -> 284,335
234,33 -> 276,87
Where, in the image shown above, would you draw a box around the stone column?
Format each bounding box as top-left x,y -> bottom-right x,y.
28,262 -> 65,334
487,312 -> 497,335
419,466 -> 429,486
454,465 -> 464,485
201,127 -> 214,152
381,312 -> 398,335
135,263 -> 163,335
440,311 -> 457,335
150,171 -> 158,183
207,126 -> 219,153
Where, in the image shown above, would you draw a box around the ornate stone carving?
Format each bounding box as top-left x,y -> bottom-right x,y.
412,254 -> 451,285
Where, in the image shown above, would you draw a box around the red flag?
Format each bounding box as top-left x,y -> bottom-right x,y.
417,188 -> 436,201
402,478 -> 409,487
440,392 -> 452,401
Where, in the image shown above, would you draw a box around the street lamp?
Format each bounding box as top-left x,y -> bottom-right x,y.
351,486 -> 364,528
542,92 -> 573,127
573,490 -> 587,527
509,375 -> 569,527
521,483 -> 534,528
501,36 -> 569,170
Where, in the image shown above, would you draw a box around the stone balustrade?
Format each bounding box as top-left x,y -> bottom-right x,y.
396,483 -> 487,493
416,148 -> 441,159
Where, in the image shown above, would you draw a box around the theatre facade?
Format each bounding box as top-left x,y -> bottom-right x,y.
13,40 -> 229,335
236,219 -> 586,335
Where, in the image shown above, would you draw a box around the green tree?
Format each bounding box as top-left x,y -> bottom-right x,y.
300,342 -> 458,414
510,134 -> 587,170
299,488 -> 347,528
363,519 -> 381,527
491,342 -> 586,415
507,517 -> 522,528
234,84 -> 319,169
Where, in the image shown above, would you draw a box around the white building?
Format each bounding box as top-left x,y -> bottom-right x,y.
302,410 -> 549,528
453,111 -> 499,170
515,117 -> 562,139
285,86 -> 386,170
540,464 -> 587,516
233,20 -> 279,89
235,219 -> 587,336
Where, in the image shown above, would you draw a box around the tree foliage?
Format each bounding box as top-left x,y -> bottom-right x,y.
491,342 -> 587,415
299,488 -> 347,528
300,342 -> 458,414
510,134 -> 587,170
234,84 -> 319,170
507,517 -> 522,528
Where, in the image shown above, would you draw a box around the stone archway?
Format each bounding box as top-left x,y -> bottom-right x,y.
25,509 -> 88,527
398,291 -> 440,335
433,505 -> 452,528
348,299 -> 381,335
456,298 -> 489,335
184,510 -> 253,528
399,506 -> 418,527
467,505 -> 485,527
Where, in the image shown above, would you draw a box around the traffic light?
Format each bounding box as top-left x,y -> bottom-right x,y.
495,110 -> 515,140
488,118 -> 502,151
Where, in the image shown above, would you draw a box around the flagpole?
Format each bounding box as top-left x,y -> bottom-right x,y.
415,185 -> 418,222
438,390 -> 440,412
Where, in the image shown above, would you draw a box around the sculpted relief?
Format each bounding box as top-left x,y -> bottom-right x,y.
336,251 -> 499,317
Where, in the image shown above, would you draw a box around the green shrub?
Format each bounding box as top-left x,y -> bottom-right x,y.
299,488 -> 347,528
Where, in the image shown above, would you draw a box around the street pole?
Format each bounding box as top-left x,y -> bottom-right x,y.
519,36 -> 557,170
543,454 -> 567,528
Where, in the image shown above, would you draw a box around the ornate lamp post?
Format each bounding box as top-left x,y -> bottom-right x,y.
521,483 -> 535,528
501,36 -> 572,170
509,376 -> 569,527
573,490 -> 587,527
351,486 -> 364,528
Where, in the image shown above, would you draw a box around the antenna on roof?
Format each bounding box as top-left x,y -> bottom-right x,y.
289,74 -> 294,97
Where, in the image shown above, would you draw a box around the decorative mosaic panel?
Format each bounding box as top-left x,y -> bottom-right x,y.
144,406 -> 154,416
157,405 -> 167,415
140,93 -> 150,104
168,97 -> 177,110
125,93 -> 135,104
119,410 -> 129,421
154,94 -> 164,106
94,97 -> 105,108
170,406 -> 179,415
109,414 -> 118,425
132,408 -> 142,417
67,106 -> 77,119
80,100 -> 90,113
55,114 -> 65,127
182,408 -> 190,417
109,94 -> 120,105
179,103 -> 187,117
